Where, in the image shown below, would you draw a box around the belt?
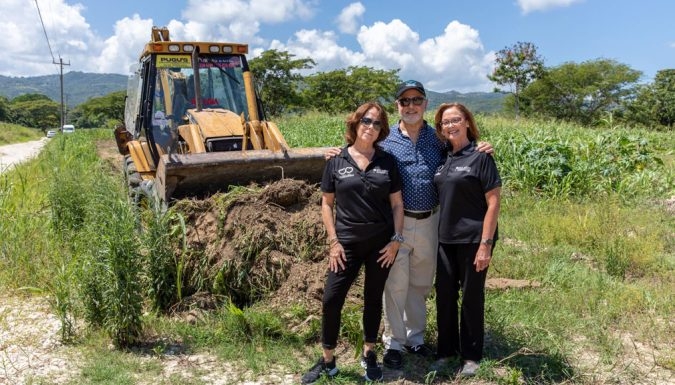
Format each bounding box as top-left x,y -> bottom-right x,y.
404,206 -> 439,220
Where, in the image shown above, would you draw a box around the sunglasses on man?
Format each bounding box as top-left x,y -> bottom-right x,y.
397,96 -> 426,107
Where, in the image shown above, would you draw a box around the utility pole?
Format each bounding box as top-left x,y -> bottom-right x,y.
54,56 -> 70,128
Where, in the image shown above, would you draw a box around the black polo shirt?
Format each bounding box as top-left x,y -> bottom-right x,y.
321,146 -> 402,243
434,142 -> 501,244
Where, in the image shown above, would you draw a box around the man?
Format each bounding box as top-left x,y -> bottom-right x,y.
379,80 -> 492,369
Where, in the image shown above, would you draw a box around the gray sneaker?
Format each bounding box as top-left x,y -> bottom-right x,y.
459,360 -> 479,377
301,356 -> 338,384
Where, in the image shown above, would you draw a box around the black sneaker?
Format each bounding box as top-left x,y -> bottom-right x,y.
360,350 -> 383,381
383,348 -> 403,369
301,356 -> 338,384
404,344 -> 433,357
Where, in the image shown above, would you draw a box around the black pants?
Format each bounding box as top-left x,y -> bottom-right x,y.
435,242 -> 490,361
321,232 -> 391,350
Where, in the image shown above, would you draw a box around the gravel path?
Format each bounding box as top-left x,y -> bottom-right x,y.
0,295 -> 80,384
0,138 -> 49,174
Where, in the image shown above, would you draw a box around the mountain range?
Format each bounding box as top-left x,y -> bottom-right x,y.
0,71 -> 128,107
0,71 -> 505,113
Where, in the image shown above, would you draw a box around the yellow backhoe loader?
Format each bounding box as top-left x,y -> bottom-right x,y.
114,27 -> 327,204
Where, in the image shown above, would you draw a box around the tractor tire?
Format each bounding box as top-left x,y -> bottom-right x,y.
123,155 -> 142,204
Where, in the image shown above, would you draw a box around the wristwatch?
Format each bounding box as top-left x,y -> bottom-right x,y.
480,238 -> 494,246
391,233 -> 405,243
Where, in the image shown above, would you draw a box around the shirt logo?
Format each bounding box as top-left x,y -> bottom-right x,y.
454,166 -> 471,172
337,166 -> 355,179
372,167 -> 389,175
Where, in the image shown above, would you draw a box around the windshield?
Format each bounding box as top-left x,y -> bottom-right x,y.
149,54 -> 249,151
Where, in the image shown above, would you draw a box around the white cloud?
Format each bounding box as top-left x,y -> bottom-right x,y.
268,18 -> 494,92
0,0 -> 95,76
93,15 -> 153,74
357,19 -> 494,92
517,0 -> 583,14
356,19 -> 421,72
336,2 -> 365,34
268,29 -> 365,73
416,21 -> 495,92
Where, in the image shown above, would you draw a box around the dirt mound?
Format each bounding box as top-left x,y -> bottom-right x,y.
172,179 -> 329,310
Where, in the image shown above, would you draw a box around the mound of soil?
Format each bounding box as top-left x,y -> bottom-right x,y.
172,179 -> 332,313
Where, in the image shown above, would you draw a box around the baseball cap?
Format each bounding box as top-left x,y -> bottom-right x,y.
396,80 -> 426,99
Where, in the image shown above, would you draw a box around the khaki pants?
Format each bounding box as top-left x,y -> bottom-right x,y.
382,210 -> 439,350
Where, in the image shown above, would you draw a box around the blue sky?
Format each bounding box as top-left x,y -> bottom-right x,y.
2,0 -> 673,92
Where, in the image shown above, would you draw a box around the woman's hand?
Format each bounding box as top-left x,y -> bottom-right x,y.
378,241 -> 400,268
328,242 -> 346,272
474,245 -> 492,272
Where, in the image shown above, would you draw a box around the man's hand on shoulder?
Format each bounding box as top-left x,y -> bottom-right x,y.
476,141 -> 494,157
324,147 -> 341,160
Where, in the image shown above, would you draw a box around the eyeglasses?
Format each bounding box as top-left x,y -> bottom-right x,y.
397,96 -> 426,107
360,117 -> 382,130
441,117 -> 464,127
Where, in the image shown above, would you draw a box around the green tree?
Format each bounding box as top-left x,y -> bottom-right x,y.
249,49 -> 315,117
488,41 -> 544,118
72,90 -> 126,128
0,96 -> 10,122
522,59 -> 641,125
10,94 -> 60,129
626,69 -> 675,130
652,69 -> 675,128
302,66 -> 399,114
11,93 -> 53,104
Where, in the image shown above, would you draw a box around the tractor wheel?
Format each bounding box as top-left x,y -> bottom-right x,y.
123,155 -> 142,204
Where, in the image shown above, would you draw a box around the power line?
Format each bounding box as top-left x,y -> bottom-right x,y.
34,0 -> 55,63
33,0 -> 70,127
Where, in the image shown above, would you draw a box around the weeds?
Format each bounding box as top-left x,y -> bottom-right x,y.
0,122 -> 42,145
143,200 -> 186,312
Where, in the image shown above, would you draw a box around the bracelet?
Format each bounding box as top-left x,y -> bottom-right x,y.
390,233 -> 404,243
327,237 -> 339,245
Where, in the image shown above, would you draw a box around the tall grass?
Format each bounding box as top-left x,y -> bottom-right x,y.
476,116 -> 675,200
0,122 -> 43,145
277,110 -> 346,147
1,130 -> 144,346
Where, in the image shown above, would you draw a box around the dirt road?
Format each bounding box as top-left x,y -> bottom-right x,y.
0,138 -> 49,174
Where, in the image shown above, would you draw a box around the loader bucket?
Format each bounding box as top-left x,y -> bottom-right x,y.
154,147 -> 330,203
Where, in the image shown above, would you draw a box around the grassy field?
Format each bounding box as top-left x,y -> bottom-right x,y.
0,115 -> 673,384
0,122 -> 44,145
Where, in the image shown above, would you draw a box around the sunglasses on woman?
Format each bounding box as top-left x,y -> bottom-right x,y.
360,117 -> 382,130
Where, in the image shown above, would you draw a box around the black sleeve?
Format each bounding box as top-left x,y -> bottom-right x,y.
480,153 -> 502,193
321,158 -> 336,193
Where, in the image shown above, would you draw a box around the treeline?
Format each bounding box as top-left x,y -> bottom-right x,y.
0,91 -> 125,132
489,42 -> 674,130
0,46 -> 673,132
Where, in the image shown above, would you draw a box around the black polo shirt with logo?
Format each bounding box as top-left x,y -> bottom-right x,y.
434,142 -> 501,244
321,146 -> 402,243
